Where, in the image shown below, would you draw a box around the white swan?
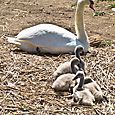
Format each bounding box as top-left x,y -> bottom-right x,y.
6,0 -> 95,54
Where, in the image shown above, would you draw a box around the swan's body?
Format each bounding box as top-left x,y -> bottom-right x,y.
7,24 -> 78,53
6,0 -> 95,54
72,71 -> 95,106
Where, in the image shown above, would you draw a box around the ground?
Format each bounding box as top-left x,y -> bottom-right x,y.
0,0 -> 115,114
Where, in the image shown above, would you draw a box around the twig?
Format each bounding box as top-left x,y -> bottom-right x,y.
94,108 -> 104,115
97,65 -> 107,77
0,92 -> 10,103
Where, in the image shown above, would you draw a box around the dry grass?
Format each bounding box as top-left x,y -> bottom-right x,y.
0,35 -> 115,114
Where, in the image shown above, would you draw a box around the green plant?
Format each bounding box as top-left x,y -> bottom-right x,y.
97,0 -> 115,1
108,4 -> 115,8
93,11 -> 105,16
99,40 -> 112,47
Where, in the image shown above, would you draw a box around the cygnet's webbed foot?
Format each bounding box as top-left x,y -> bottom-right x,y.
36,47 -> 41,53
95,95 -> 109,104
73,97 -> 78,103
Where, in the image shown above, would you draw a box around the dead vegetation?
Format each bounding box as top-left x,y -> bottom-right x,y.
0,0 -> 115,114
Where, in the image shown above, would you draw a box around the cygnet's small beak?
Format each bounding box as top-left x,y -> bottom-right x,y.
89,0 -> 95,12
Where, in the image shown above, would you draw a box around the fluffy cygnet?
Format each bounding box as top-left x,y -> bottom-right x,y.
52,58 -> 80,92
72,71 -> 95,106
52,45 -> 86,79
73,72 -> 107,102
52,57 -> 80,79
52,73 -> 75,92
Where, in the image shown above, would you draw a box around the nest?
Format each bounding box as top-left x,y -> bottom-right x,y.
0,35 -> 115,114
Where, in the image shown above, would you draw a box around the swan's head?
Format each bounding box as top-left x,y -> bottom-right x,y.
78,0 -> 95,11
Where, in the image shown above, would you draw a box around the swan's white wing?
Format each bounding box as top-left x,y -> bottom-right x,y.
17,24 -> 77,46
15,24 -> 79,53
17,24 -> 77,42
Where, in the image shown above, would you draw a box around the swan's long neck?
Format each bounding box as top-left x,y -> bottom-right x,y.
71,59 -> 79,74
75,50 -> 81,61
75,47 -> 85,71
75,50 -> 83,65
75,1 -> 88,41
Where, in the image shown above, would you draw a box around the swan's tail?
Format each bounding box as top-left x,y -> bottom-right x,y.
6,36 -> 21,45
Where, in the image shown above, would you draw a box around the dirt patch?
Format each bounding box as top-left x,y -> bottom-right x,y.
0,0 -> 115,114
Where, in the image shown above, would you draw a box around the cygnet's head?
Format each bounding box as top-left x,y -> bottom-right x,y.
74,45 -> 84,55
